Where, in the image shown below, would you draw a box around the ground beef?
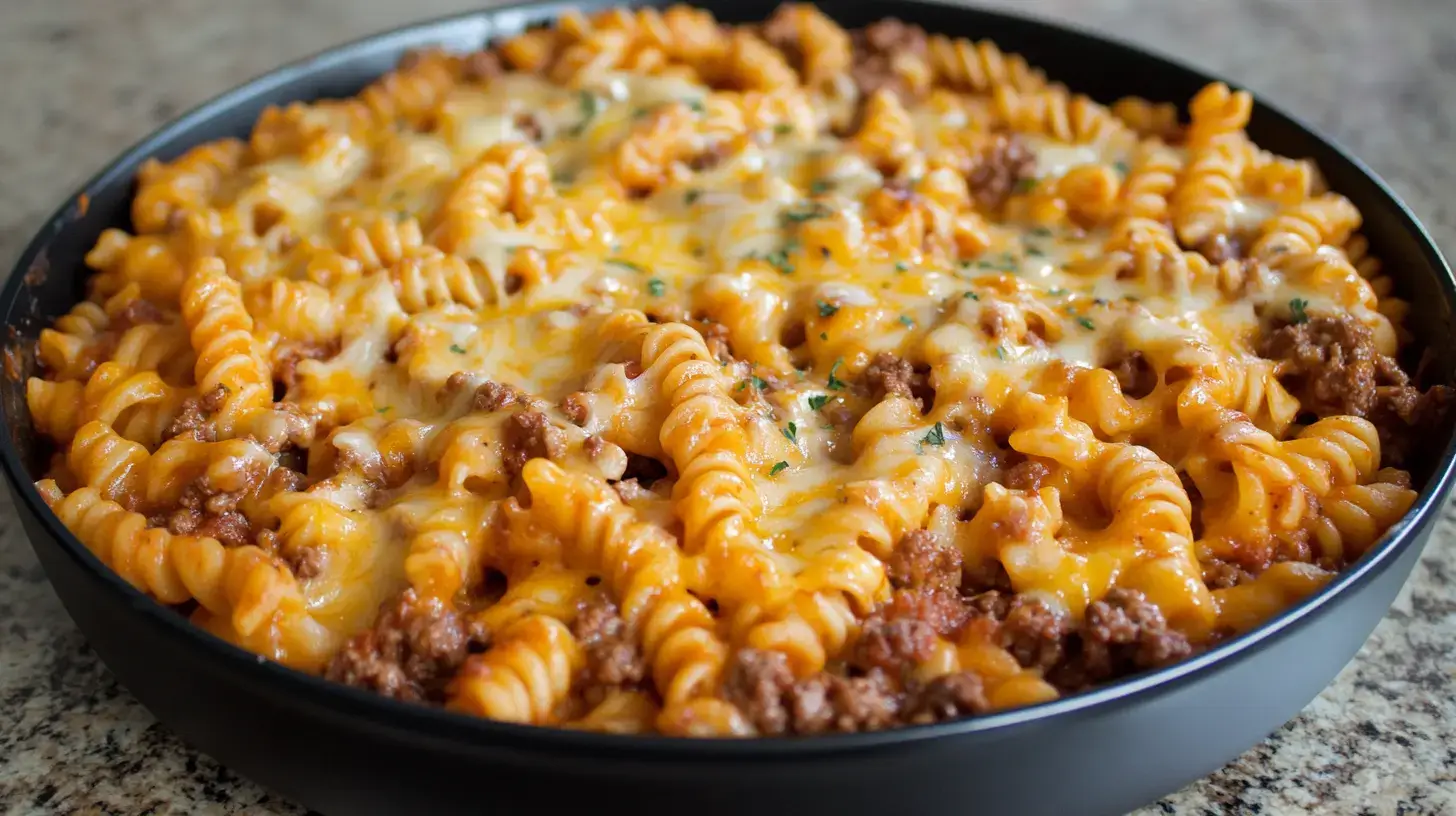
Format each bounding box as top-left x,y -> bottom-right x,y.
326,589 -> 483,703
961,559 -> 1013,596
513,112 -> 543,143
502,409 -> 565,476
473,380 -> 525,412
701,321 -> 733,363
164,481 -> 255,549
611,478 -> 654,503
571,596 -> 646,707
722,648 -> 797,735
1002,456 -> 1052,491
790,670 -> 901,734
901,673 -> 989,724
722,649 -> 902,735
863,352 -> 915,400
848,19 -> 929,99
1106,349 -> 1158,399
883,586 -> 970,637
1050,588 -> 1192,691
1202,558 -> 1249,590
885,530 -> 962,591
999,597 -> 1067,671
967,133 -> 1037,210
165,385 -> 228,442
284,545 -> 327,580
560,392 -> 590,426
583,435 -> 607,460
851,614 -> 937,677
1258,315 -> 1453,466
273,341 -> 334,389
462,50 -> 504,82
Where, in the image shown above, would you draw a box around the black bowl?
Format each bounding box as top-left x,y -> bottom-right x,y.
4,2 -> 1454,814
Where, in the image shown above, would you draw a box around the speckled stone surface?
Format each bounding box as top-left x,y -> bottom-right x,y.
1,0 -> 1454,813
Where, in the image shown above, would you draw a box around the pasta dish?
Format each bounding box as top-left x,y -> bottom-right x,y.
26,4 -> 1450,736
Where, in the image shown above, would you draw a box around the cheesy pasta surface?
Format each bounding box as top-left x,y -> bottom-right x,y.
28,4 -> 1449,736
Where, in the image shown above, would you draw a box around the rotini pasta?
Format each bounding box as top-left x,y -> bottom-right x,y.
25,5 -> 1447,737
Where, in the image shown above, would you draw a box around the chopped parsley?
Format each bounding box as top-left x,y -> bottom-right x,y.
774,123 -> 793,135
751,375 -> 768,390
809,178 -> 834,195
1013,177 -> 1039,194
449,344 -> 467,354
779,202 -> 831,225
808,394 -> 829,411
1076,316 -> 1095,331
973,252 -> 1019,272
817,300 -> 840,318
1029,226 -> 1054,238
770,460 -> 789,476
1048,287 -> 1067,296
752,247 -> 795,275
1289,298 -> 1310,325
899,315 -> 914,328
1113,160 -> 1129,176
782,421 -> 798,443
606,258 -> 645,273
994,346 -> 1008,360
646,278 -> 666,297
684,189 -> 702,205
377,407 -> 390,414
921,421 -> 946,447
895,261 -> 910,272
551,169 -> 576,185
826,359 -> 847,391
963,291 -> 980,300
1025,246 -> 1045,257
685,98 -> 706,113
736,380 -> 750,392
572,91 -> 604,135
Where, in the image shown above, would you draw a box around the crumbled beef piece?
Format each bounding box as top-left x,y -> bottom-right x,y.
965,589 -> 1012,620
166,480 -> 255,548
571,596 -> 647,707
1202,558 -> 1249,590
1051,588 -> 1192,691
852,614 -> 937,677
583,435 -> 607,460
326,589 -> 483,702
611,478 -> 654,503
967,133 -> 1037,210
885,530 -> 962,591
901,673 -> 989,724
285,545 -> 327,580
560,392 -> 590,426
274,341 -> 334,389
1106,350 -> 1158,399
999,597 -> 1067,671
961,558 -> 1013,596
513,112 -> 543,143
722,648 -> 796,735
848,19 -> 929,99
1003,456 -> 1052,491
701,321 -> 733,363
502,409 -> 565,476
473,380 -> 525,412
1259,315 -> 1453,466
462,50 -> 504,82
883,587 -> 970,638
165,385 -> 228,442
863,352 -> 915,400
790,670 -> 901,734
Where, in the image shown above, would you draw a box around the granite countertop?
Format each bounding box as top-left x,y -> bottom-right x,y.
1,0 -> 1454,813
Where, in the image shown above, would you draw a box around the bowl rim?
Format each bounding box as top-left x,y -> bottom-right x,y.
4,0 -> 1454,758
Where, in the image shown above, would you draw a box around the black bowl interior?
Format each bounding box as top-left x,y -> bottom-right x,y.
3,2 -> 1453,814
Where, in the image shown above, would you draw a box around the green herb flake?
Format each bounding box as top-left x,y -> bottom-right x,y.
607,258 -> 645,273
769,460 -> 789,476
774,123 -> 793,135
810,179 -> 834,195
1013,177 -> 1039,194
895,261 -> 910,272
1048,287 -> 1067,296
1289,298 -> 1310,325
782,421 -> 798,443
779,202 -> 831,225
1030,227 -> 1054,238
817,300 -> 840,318
820,331 -> 829,341
685,98 -> 706,113
1076,316 -> 1095,331
377,407 -> 390,414
449,344 -> 467,355
684,189 -> 702,205
994,346 -> 1008,361
808,394 -> 829,411
963,291 -> 980,300
551,170 -> 576,185
572,90 -> 603,135
827,359 -> 847,391
921,421 -> 946,447
647,278 -> 666,297
1025,246 -> 1045,257
1113,160 -> 1130,176
736,380 -> 750,392
751,375 -> 768,390
899,315 -> 914,328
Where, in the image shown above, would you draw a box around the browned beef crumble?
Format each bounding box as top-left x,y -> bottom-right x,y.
849,19 -> 929,100
502,409 -> 566,476
1105,349 -> 1158,399
473,379 -> 526,412
571,596 -> 647,707
1048,588 -> 1192,691
165,385 -> 228,442
901,673 -> 990,724
326,589 -> 484,703
967,133 -> 1037,210
1258,315 -> 1453,467
885,530 -> 962,591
